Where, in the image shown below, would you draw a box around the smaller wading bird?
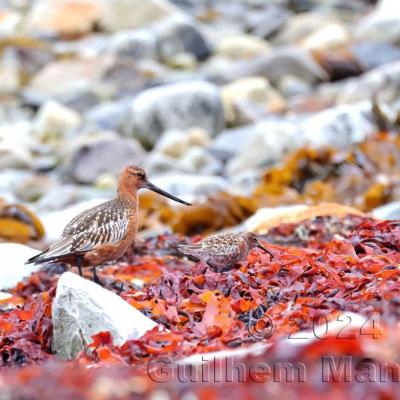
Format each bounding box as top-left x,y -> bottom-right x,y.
177,231 -> 273,272
27,166 -> 191,284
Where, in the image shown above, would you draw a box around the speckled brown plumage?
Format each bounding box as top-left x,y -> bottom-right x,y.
177,231 -> 273,272
27,166 -> 191,284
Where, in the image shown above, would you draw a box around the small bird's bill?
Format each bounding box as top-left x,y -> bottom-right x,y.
256,241 -> 274,258
145,182 -> 192,206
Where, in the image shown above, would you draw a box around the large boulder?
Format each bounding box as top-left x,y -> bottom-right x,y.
124,81 -> 224,148
52,272 -> 158,359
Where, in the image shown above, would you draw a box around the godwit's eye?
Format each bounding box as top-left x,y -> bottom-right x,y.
136,172 -> 145,179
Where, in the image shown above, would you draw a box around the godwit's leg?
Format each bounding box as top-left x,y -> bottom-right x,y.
77,257 -> 83,277
91,266 -> 102,286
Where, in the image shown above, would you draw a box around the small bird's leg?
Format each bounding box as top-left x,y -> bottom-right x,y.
92,266 -> 102,286
77,257 -> 83,277
117,283 -> 124,295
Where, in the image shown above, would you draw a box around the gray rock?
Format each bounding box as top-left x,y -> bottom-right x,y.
68,133 -> 146,184
372,202 -> 400,220
84,99 -> 131,132
245,4 -> 292,39
205,47 -> 328,85
351,42 -> 400,71
277,75 -> 312,98
124,81 -> 224,148
210,124 -> 259,161
177,147 -> 223,175
0,244 -> 40,290
52,272 -> 157,359
154,16 -> 212,62
107,29 -> 158,60
144,152 -> 181,175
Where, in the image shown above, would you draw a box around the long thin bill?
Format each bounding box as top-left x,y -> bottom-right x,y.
145,181 -> 192,206
257,241 -> 274,258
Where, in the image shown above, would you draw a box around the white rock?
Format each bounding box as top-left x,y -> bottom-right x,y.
0,292 -> 12,301
52,272 -> 158,359
275,12 -> 336,45
0,9 -> 22,37
0,48 -> 20,94
226,119 -> 300,175
98,0 -> 180,32
0,121 -> 34,169
301,101 -> 375,148
244,205 -> 308,232
216,34 -> 271,60
154,128 -> 210,158
221,77 -> 285,125
33,100 -> 82,142
0,243 -> 41,290
372,201 -> 400,220
301,23 -> 350,51
356,0 -> 400,43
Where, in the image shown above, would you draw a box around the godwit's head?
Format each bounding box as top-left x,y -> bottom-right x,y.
242,232 -> 272,255
118,165 -> 191,206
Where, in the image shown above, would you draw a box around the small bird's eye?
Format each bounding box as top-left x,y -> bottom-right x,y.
136,172 -> 145,179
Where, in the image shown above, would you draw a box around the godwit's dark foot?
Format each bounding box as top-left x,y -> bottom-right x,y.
91,267 -> 102,286
77,257 -> 83,277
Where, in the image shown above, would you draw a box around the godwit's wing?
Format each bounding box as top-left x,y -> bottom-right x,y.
28,201 -> 130,263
